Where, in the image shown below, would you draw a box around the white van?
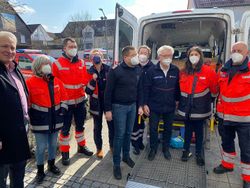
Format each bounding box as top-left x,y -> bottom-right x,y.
113,3 -> 250,69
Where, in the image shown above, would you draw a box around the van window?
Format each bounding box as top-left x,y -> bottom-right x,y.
118,20 -> 133,61
18,56 -> 32,70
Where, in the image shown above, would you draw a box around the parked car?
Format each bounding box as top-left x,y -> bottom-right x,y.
15,49 -> 56,79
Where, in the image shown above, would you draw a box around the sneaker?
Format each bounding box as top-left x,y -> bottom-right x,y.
122,157 -> 135,168
148,149 -> 156,161
243,180 -> 250,188
113,166 -> 122,180
181,151 -> 192,162
78,145 -> 93,156
133,147 -> 140,155
213,164 -> 233,174
163,150 -> 171,160
96,149 -> 104,159
196,154 -> 205,166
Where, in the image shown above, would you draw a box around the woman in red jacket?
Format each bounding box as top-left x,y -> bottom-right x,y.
26,55 -> 68,184
178,46 -> 218,166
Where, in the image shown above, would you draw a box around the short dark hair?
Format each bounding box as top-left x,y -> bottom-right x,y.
63,37 -> 76,48
122,46 -> 135,58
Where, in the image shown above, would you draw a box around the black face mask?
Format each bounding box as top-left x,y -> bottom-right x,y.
93,56 -> 101,64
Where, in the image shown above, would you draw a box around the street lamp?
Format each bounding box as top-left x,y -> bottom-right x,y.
98,8 -> 108,53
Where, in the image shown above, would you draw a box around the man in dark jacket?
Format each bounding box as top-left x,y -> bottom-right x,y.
144,45 -> 180,161
0,31 -> 30,188
131,45 -> 154,155
85,49 -> 114,159
104,46 -> 140,180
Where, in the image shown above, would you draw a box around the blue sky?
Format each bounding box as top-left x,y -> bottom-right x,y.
12,0 -> 188,33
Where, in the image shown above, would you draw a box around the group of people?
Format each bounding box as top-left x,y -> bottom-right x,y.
0,30 -> 250,188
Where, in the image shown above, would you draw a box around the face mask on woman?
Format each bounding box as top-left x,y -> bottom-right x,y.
189,55 -> 200,64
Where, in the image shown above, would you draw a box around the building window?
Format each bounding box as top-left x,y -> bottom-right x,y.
20,34 -> 26,44
84,32 -> 93,39
85,43 -> 93,49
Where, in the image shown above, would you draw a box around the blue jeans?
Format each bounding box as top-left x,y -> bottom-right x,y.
34,132 -> 59,165
0,160 -> 26,188
112,103 -> 136,167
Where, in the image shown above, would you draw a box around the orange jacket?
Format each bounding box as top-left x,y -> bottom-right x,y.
178,65 -> 218,120
52,56 -> 91,105
218,59 -> 250,123
26,76 -> 68,133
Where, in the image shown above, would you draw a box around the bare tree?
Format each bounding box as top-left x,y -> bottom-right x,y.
63,11 -> 92,50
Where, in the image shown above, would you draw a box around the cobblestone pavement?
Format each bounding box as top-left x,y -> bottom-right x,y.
6,117 -> 243,188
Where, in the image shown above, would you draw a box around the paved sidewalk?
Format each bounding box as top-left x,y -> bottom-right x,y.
6,117 -> 243,188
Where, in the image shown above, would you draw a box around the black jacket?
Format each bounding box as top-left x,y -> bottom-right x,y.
86,64 -> 110,115
144,62 -> 180,114
137,61 -> 154,106
104,62 -> 140,111
0,61 -> 31,164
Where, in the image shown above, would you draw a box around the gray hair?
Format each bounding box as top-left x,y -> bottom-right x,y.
32,55 -> 51,76
0,31 -> 17,44
157,45 -> 174,56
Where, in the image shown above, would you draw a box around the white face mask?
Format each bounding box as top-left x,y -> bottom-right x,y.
138,54 -> 148,65
189,56 -> 200,64
231,52 -> 244,64
41,64 -> 51,75
131,55 -> 139,66
162,58 -> 172,66
67,48 -> 78,57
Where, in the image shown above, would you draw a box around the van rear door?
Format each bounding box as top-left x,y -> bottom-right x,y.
114,3 -> 138,64
138,9 -> 236,64
239,11 -> 250,48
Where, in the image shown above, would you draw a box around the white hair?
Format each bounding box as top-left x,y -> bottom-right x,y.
32,55 -> 51,76
0,31 -> 17,44
157,45 -> 174,56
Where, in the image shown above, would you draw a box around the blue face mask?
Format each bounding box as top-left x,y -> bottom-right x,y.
93,56 -> 101,64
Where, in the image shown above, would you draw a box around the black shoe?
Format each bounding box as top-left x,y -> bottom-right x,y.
122,157 -> 135,168
36,165 -> 45,184
163,150 -> 171,160
139,144 -> 145,150
196,154 -> 205,166
213,164 -> 233,174
181,151 -> 192,162
148,149 -> 156,161
48,159 -> 61,175
133,147 -> 140,155
243,180 -> 250,188
78,145 -> 93,156
61,152 -> 70,166
113,166 -> 122,180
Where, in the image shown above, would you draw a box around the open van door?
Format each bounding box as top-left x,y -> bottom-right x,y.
239,11 -> 250,49
114,3 -> 138,65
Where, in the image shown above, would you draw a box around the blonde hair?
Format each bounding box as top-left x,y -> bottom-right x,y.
32,55 -> 51,76
90,49 -> 104,58
138,45 -> 151,55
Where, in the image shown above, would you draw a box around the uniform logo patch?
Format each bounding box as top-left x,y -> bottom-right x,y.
199,76 -> 206,80
242,75 -> 250,79
169,75 -> 176,78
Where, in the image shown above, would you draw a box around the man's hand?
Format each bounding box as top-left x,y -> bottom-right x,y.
105,111 -> 112,121
138,106 -> 144,116
93,73 -> 98,81
143,105 -> 150,116
0,141 -> 2,150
